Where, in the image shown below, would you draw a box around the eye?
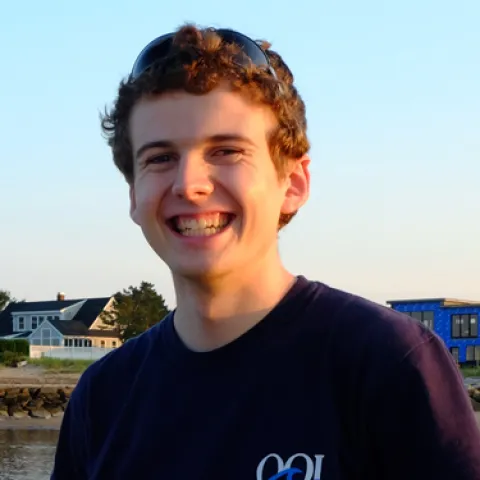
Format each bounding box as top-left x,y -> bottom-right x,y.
145,153 -> 174,165
212,148 -> 243,158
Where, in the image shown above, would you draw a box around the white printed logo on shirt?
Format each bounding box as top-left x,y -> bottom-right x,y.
256,453 -> 325,480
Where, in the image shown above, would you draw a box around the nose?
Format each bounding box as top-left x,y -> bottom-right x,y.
171,155 -> 214,201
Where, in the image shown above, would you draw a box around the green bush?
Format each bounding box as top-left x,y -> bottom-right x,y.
0,339 -> 29,356
2,351 -> 26,367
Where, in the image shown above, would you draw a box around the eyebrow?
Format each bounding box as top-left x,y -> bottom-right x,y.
135,134 -> 257,159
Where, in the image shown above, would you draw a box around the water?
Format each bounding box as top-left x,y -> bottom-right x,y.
0,429 -> 59,480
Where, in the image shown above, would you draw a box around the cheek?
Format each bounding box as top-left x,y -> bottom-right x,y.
133,178 -> 165,220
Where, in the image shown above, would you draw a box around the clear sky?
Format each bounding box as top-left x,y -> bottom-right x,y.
1,0 -> 479,309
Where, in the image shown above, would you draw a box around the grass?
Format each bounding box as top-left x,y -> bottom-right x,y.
28,357 -> 94,373
460,365 -> 480,378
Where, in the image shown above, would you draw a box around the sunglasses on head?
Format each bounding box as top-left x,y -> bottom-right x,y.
130,28 -> 278,81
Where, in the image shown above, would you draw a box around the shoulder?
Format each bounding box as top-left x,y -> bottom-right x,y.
300,278 -> 442,382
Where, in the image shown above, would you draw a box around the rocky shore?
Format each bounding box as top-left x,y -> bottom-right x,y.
0,386 -> 72,422
467,385 -> 480,412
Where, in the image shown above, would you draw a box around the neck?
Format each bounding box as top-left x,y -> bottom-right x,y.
172,253 -> 295,352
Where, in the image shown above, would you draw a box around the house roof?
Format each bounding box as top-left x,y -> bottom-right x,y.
387,297 -> 480,307
8,300 -> 80,313
0,297 -> 112,338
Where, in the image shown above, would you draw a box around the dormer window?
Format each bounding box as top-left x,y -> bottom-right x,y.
18,317 -> 25,330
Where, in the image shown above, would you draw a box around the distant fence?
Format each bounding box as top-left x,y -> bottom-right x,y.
30,346 -> 115,360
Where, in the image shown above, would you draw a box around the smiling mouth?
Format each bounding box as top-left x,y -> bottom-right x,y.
168,213 -> 235,237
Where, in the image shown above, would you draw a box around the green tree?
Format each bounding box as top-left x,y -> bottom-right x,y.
100,281 -> 170,342
0,290 -> 14,311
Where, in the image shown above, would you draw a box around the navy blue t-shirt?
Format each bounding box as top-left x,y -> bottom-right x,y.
51,277 -> 480,479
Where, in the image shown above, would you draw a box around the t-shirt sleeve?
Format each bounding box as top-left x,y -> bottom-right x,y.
50,376 -> 90,479
367,332 -> 480,479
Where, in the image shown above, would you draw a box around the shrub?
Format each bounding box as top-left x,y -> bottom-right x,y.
2,351 -> 26,367
0,339 -> 30,356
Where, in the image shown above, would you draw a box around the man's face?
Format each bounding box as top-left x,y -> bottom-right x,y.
129,87 -> 309,280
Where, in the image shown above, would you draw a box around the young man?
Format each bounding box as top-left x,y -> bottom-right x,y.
52,25 -> 480,479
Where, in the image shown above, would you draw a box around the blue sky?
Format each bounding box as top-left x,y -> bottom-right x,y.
1,0 -> 479,308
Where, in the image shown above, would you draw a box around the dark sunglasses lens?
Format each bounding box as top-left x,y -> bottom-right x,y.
217,29 -> 269,68
132,29 -> 269,79
131,34 -> 174,78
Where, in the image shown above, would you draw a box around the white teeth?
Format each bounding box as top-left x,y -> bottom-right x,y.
174,213 -> 231,237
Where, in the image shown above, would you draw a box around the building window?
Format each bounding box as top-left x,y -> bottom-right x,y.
112,341 -> 117,348
405,311 -> 435,330
41,328 -> 51,346
450,347 -> 459,363
54,315 -> 60,320
452,314 -> 478,339
31,316 -> 38,329
467,346 -> 474,361
87,339 -> 92,347
18,317 -> 25,330
468,346 -> 480,362
39,316 -> 44,324
100,341 -> 105,348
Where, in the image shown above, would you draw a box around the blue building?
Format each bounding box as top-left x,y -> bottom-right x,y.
387,297 -> 480,364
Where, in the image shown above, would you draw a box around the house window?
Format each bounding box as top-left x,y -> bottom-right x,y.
39,316 -> 45,324
54,316 -> 60,320
452,314 -> 478,339
469,346 -> 480,362
41,328 -> 51,346
406,311 -> 435,330
467,346 -> 475,361
31,316 -> 38,329
112,341 -> 117,348
47,316 -> 53,321
18,317 -> 25,330
100,341 -> 106,348
64,339 -> 69,347
87,339 -> 92,347
450,347 -> 460,363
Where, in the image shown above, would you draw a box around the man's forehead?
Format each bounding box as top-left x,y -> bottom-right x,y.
130,89 -> 276,147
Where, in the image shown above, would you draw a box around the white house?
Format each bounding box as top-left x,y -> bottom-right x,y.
0,293 -> 121,359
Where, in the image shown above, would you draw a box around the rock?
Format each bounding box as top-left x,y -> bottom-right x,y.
48,406 -> 64,417
3,393 -> 18,406
472,390 -> 480,403
13,410 -> 28,419
30,408 -> 52,419
26,398 -> 44,410
29,388 -> 41,399
59,387 -> 74,401
471,397 -> 480,412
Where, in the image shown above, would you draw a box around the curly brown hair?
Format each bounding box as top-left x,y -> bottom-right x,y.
101,24 -> 310,229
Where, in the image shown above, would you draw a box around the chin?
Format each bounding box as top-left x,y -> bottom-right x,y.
169,259 -> 232,282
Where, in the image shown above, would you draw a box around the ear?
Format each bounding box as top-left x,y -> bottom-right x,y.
281,155 -> 310,215
129,184 -> 140,225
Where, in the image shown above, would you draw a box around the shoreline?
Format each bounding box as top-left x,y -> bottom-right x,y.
0,416 -> 63,430
1,412 -> 479,433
